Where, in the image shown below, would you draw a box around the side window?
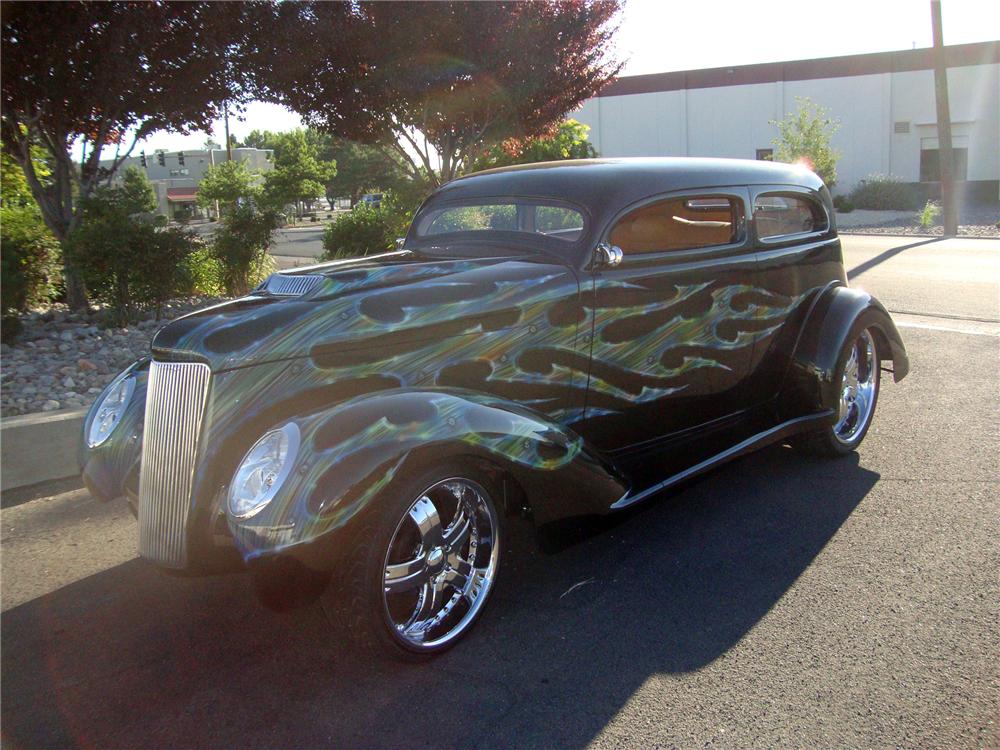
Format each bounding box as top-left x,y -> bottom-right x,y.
609,196 -> 741,254
754,193 -> 828,239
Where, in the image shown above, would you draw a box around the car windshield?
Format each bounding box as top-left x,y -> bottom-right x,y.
413,201 -> 586,247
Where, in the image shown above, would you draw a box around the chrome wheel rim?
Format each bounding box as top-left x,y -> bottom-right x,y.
834,329 -> 877,444
382,477 -> 499,650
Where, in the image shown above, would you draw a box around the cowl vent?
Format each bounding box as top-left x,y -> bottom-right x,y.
257,273 -> 324,297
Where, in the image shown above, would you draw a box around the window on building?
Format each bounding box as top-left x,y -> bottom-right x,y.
609,196 -> 741,254
754,194 -> 828,240
919,148 -> 968,182
755,148 -> 774,161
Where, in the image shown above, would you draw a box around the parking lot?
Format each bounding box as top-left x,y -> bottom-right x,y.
2,236 -> 997,749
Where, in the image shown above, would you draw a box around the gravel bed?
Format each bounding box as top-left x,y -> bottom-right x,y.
838,206 -> 999,238
1,298 -> 224,418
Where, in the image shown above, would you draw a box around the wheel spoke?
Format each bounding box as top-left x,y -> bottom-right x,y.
404,581 -> 441,639
443,558 -> 472,591
384,554 -> 428,595
443,506 -> 472,550
461,568 -> 487,606
408,495 -> 443,548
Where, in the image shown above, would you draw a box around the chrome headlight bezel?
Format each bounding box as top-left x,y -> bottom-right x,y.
227,422 -> 301,520
86,369 -> 136,448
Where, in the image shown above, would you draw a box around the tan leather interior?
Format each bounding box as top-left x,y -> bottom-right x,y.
610,198 -> 735,253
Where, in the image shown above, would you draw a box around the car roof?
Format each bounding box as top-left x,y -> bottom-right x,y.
431,157 -> 825,216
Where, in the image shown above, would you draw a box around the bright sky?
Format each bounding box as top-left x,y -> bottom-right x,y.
129,0 -> 1000,154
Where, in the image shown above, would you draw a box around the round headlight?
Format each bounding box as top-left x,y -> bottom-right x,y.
87,371 -> 136,448
228,422 -> 300,519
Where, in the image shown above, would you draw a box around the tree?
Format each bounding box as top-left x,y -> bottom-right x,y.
260,130 -> 336,215
1,2 -> 249,308
69,184 -> 199,324
470,119 -> 598,172
119,166 -> 158,216
770,97 -> 841,188
197,161 -> 262,213
251,1 -> 622,188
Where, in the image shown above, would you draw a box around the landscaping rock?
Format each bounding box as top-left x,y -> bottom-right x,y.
1,296 -> 224,417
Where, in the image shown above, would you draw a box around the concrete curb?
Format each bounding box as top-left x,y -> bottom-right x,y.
1,408 -> 86,492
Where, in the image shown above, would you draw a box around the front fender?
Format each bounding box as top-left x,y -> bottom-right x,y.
781,285 -> 909,417
78,358 -> 149,502
227,389 -> 628,564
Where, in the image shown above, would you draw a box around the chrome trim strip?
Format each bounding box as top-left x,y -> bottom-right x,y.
137,361 -> 211,568
611,410 -> 834,510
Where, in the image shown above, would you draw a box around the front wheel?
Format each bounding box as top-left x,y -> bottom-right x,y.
325,461 -> 503,659
796,327 -> 881,457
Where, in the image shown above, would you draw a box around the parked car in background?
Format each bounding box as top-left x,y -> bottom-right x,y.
79,158 -> 908,659
354,192 -> 383,210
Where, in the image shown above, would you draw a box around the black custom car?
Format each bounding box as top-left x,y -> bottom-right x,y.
80,158 -> 909,657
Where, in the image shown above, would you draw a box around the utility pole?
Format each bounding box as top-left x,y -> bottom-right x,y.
224,103 -> 233,162
930,0 -> 958,236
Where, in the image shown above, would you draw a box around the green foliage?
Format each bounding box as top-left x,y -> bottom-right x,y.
68,186 -> 199,324
920,200 -> 941,229
119,166 -> 157,215
848,174 -> 921,211
832,195 -> 855,214
470,120 -> 598,172
197,160 -> 261,212
178,246 -> 225,297
260,130 -> 337,214
770,97 -> 841,188
0,205 -> 61,340
209,203 -> 279,296
322,205 -> 394,260
323,137 -> 410,205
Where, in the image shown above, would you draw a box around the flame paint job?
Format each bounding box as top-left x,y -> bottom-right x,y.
78,158 -> 910,573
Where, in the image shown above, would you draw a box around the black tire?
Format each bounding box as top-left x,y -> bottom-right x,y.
795,325 -> 881,458
321,458 -> 504,660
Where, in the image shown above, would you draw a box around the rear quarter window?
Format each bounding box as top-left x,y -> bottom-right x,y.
609,196 -> 741,254
754,194 -> 828,240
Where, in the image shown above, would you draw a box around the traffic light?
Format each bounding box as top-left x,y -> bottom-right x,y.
178,151 -> 185,166
140,151 -> 147,168
157,151 -> 165,166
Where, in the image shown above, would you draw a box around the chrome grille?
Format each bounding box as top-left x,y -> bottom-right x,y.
137,361 -> 211,567
260,273 -> 323,297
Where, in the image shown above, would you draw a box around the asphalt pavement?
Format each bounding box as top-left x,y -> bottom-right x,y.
2,235 -> 998,749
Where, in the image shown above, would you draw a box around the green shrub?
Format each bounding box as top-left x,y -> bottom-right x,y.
322,205 -> 394,260
832,195 -> 855,214
0,207 -> 61,340
919,200 -> 941,230
179,245 -> 225,296
848,175 -> 921,211
321,190 -> 417,261
69,187 -> 200,324
209,204 -> 279,296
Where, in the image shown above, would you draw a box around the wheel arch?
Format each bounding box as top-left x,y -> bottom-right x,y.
780,285 -> 909,418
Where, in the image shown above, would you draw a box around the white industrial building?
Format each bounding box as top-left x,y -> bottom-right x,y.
575,41 -> 999,200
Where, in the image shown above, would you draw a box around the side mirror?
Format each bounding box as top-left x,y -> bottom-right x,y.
594,242 -> 623,268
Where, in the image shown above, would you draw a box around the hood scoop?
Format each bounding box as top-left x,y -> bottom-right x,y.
257,273 -> 324,298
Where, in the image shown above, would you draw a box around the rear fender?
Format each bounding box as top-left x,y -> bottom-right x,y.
227,389 -> 627,564
780,285 -> 909,418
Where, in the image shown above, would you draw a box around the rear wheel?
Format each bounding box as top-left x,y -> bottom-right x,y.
796,327 -> 881,457
325,460 -> 502,659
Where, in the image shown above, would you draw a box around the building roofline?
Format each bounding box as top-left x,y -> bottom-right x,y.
598,40 -> 1000,98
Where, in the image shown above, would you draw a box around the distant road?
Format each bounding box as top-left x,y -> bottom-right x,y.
270,225 -> 326,269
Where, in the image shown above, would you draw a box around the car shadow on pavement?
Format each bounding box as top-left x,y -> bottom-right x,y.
1,444 -> 878,750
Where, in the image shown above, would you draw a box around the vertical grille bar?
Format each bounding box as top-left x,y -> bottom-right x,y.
138,361 -> 211,568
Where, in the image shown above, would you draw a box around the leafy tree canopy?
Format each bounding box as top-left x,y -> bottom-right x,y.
470,119 -> 598,172
250,1 -> 622,187
1,1 -> 251,307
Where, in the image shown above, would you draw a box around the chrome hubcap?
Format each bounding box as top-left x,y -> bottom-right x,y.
382,478 -> 499,649
834,329 -> 877,444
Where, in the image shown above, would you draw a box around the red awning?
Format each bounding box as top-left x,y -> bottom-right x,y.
166,187 -> 198,202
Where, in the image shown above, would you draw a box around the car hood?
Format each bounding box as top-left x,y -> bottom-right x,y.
151,250 -> 579,372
